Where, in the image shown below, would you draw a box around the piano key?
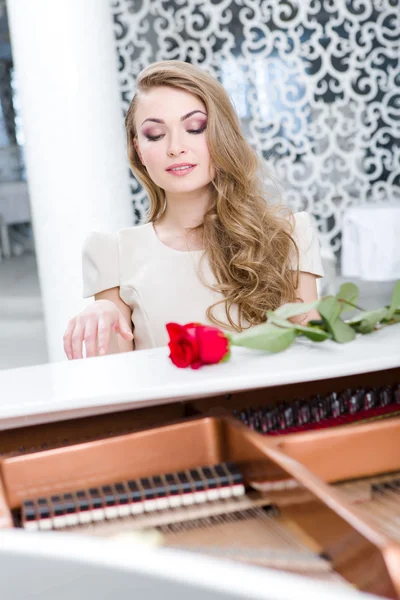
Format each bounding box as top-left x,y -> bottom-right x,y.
102,485 -> 119,519
139,478 -> 158,512
213,464 -> 232,499
201,466 -> 219,501
37,497 -> 52,530
50,494 -> 67,529
76,490 -> 92,524
63,493 -> 79,527
114,482 -> 131,517
177,471 -> 195,505
126,480 -> 145,515
152,475 -> 169,510
88,488 -> 105,521
188,468 -> 207,503
164,473 -> 182,508
225,462 -> 245,496
22,500 -> 38,531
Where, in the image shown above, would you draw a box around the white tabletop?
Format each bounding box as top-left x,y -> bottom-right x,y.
0,324 -> 399,430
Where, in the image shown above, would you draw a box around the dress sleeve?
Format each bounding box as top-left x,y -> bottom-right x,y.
290,212 -> 324,277
82,231 -> 119,298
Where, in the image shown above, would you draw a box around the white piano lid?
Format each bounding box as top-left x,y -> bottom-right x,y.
0,324 -> 399,430
0,529 -> 380,600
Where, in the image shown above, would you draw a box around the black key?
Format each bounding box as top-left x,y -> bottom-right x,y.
127,480 -> 142,502
37,498 -> 51,519
152,475 -> 166,498
202,467 -> 217,489
225,462 -> 243,484
23,500 -> 36,522
114,483 -> 129,505
177,471 -> 192,493
88,488 -> 103,510
76,490 -> 90,512
189,468 -> 205,491
164,473 -> 179,496
102,485 -> 116,507
63,493 -> 76,514
213,464 -> 230,487
140,478 -> 155,499
51,495 -> 65,516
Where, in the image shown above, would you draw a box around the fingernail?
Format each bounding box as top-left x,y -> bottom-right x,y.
67,353 -> 72,360
99,348 -> 105,355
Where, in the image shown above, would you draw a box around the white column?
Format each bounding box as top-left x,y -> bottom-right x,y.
6,0 -> 133,363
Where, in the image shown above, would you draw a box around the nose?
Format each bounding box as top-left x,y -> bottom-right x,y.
167,132 -> 187,158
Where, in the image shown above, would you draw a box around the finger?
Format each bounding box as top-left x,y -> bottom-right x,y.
71,320 -> 85,360
83,319 -> 98,358
117,314 -> 134,340
97,316 -> 111,355
63,318 -> 75,360
63,319 -> 75,360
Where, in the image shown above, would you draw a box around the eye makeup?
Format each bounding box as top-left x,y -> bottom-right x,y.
141,118 -> 207,142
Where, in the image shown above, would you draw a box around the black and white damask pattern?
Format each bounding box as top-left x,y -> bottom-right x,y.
111,0 -> 400,250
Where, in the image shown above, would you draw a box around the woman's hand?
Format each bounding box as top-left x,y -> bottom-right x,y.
63,299 -> 134,360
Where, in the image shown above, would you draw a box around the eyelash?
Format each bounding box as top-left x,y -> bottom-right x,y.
146,124 -> 207,142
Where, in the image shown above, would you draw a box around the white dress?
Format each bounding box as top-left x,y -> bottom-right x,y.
82,211 -> 324,350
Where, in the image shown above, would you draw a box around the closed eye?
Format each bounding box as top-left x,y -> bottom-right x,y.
146,124 -> 207,142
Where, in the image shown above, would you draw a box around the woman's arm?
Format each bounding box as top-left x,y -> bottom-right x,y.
95,287 -> 134,353
291,271 -> 321,324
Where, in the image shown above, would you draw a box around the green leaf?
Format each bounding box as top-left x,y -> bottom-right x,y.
231,323 -> 297,353
348,308 -> 390,334
329,318 -> 356,342
385,281 -> 400,320
273,300 -> 320,320
267,311 -> 331,342
318,297 -> 355,343
336,283 -> 359,313
318,297 -> 342,324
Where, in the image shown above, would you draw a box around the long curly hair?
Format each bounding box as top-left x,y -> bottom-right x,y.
125,60 -> 299,331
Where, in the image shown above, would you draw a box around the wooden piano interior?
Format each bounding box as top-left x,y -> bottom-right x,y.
0,366 -> 399,598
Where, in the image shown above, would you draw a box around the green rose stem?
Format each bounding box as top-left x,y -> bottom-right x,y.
229,280 -> 400,354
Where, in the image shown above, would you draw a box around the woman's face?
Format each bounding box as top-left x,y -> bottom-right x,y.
134,86 -> 215,196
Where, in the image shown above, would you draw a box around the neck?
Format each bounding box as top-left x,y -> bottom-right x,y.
160,186 -> 212,230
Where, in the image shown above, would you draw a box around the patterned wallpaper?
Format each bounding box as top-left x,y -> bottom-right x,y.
111,0 -> 400,251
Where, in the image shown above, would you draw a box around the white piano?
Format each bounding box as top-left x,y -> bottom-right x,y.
0,324 -> 399,599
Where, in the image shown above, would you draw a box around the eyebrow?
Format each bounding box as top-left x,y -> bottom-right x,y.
141,110 -> 207,126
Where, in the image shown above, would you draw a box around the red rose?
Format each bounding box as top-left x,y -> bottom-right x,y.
166,322 -> 230,369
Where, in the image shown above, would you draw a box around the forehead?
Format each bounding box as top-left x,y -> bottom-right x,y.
135,86 -> 206,125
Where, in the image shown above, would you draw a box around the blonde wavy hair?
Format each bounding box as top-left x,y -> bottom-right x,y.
125,60 -> 299,331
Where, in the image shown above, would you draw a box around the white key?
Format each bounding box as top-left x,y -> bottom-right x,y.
52,515 -> 67,529
130,501 -> 144,515
206,488 -> 219,501
118,504 -> 131,517
156,497 -> 169,510
65,513 -> 79,527
91,508 -> 105,521
78,511 -> 92,524
104,506 -> 119,519
219,486 -> 232,499
24,520 -> 39,532
38,518 -> 53,531
168,495 -> 182,508
182,493 -> 195,506
232,483 -> 245,497
194,490 -> 207,504
144,499 -> 158,512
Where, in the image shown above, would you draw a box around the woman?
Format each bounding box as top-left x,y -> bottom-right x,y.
63,60 -> 323,360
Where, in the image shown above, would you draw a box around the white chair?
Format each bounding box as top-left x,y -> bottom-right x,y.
341,204 -> 400,281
